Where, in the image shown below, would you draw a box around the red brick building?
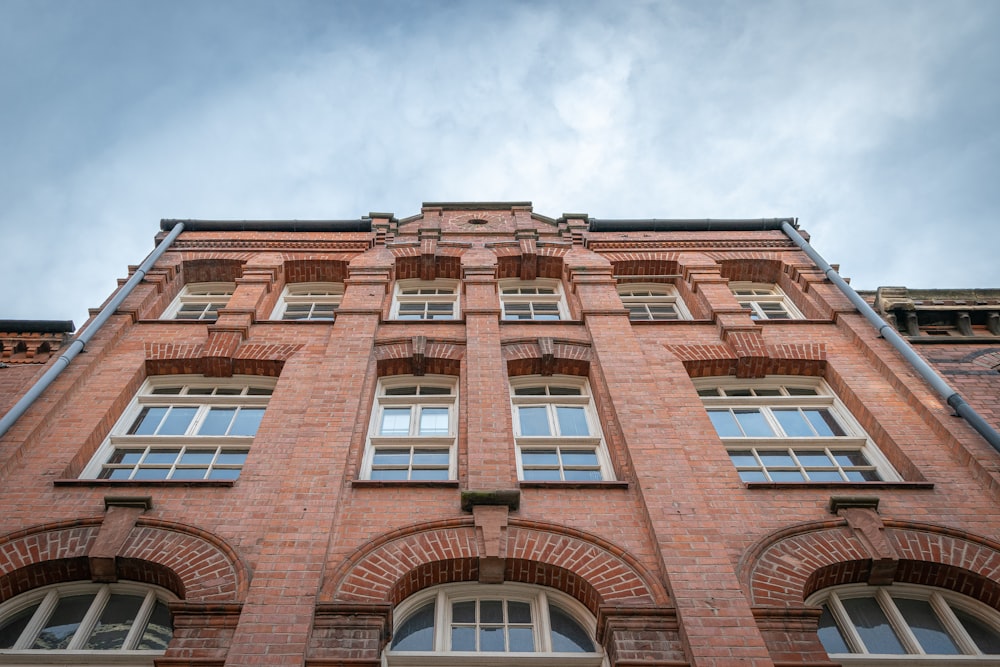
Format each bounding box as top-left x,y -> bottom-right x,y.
1,202 -> 999,666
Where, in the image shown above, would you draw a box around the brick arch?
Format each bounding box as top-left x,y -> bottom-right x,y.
283,258 -> 350,283
0,518 -> 246,604
496,248 -> 569,280
374,340 -> 464,377
392,254 -> 462,280
671,349 -> 827,379
717,257 -> 785,283
327,521 -> 660,614
741,519 -> 1000,608
606,257 -> 681,279
180,258 -> 246,284
502,340 -> 592,377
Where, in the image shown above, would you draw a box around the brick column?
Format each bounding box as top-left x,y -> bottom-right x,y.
221,248 -> 390,666
461,246 -> 518,490
569,248 -> 775,666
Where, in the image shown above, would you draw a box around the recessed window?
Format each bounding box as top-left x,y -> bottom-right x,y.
81,375 -> 274,481
162,282 -> 235,321
729,282 -> 802,320
0,582 -> 173,655
697,377 -> 898,483
391,280 -> 459,320
617,283 -> 691,321
361,376 -> 457,480
510,376 -> 613,482
271,282 -> 343,320
807,584 -> 1000,661
500,280 -> 567,321
388,583 -> 601,664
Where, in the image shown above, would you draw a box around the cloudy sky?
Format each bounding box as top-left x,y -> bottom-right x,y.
2,0 -> 997,329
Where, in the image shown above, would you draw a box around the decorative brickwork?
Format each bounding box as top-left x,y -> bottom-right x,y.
743,519 -> 1000,607
373,339 -> 464,377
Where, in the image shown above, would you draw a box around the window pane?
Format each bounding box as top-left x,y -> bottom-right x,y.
137,600 -> 173,650
832,451 -> 870,467
480,600 -> 503,623
805,409 -> 846,437
895,597 -> 959,654
144,448 -> 181,464
419,408 -> 450,435
556,406 -> 589,436
773,409 -> 815,437
370,469 -> 408,480
841,596 -> 906,654
514,386 -> 546,396
108,449 -> 144,465
739,470 -> 768,482
508,626 -> 534,651
954,607 -> 1000,653
728,450 -> 757,467
561,450 -> 599,466
769,470 -> 806,482
385,386 -> 418,396
796,451 -> 833,467
410,468 -> 450,480
158,407 -> 198,435
216,449 -> 249,465
392,601 -> 435,651
733,409 -> 775,437
563,469 -> 604,481
808,470 -> 845,482
521,450 -> 559,466
85,593 -> 144,650
518,407 -> 550,436
0,602 -> 39,648
550,605 -> 595,652
198,408 -> 236,435
171,468 -> 208,480
451,626 -> 475,651
452,601 -> 475,623
33,594 -> 94,649
817,605 -> 850,654
381,408 -> 412,435
758,451 -> 794,467
508,601 -> 531,624
548,386 -> 582,396
208,468 -> 242,480
179,450 -> 214,465
419,386 -> 452,395
708,411 -> 742,437
129,407 -> 167,435
479,626 -> 505,651
523,469 -> 562,480
412,449 -> 450,465
229,408 -> 265,436
373,449 -> 411,465
133,468 -> 171,480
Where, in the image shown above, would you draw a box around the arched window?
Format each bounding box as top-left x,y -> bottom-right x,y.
0,582 -> 173,660
807,584 -> 1000,662
388,583 -> 601,665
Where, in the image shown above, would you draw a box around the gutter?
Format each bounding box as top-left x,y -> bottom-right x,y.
160,219 -> 372,232
0,223 -> 188,439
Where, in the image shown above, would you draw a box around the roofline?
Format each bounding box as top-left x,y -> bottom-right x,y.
421,201 -> 533,210
0,320 -> 75,334
587,218 -> 798,232
160,219 -> 372,232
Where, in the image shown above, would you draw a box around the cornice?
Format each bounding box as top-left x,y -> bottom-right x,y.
169,239 -> 373,252
585,239 -> 797,250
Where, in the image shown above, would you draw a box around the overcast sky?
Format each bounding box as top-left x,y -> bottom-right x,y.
1,0 -> 997,329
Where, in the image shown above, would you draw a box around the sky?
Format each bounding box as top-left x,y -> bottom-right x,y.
1,0 -> 998,330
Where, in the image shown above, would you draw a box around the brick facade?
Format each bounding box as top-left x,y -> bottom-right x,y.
1,204 -> 999,666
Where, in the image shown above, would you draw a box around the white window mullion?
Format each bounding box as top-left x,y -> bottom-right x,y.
536,591 -> 552,652
11,590 -> 60,650
877,588 -> 924,654
120,589 -> 157,650
827,592 -> 868,654
930,592 -> 981,655
436,590 -> 449,651
65,584 -> 109,650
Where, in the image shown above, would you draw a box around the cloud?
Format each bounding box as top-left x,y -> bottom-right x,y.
1,0 -> 998,328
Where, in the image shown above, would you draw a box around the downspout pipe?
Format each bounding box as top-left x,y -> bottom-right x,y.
779,221 -> 1000,453
0,222 -> 187,439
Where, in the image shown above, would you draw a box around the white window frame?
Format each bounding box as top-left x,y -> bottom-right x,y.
806,583 -> 1000,664
391,280 -> 460,320
696,376 -> 899,483
270,281 -> 343,320
360,376 -> 458,481
499,279 -> 568,321
387,582 -> 603,666
729,282 -> 803,320
81,375 -> 275,481
0,581 -> 174,661
161,282 -> 235,321
509,376 -> 614,482
617,283 -> 691,321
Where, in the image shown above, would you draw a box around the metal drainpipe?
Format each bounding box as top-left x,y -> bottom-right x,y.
0,223 -> 187,439
779,221 -> 1000,453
